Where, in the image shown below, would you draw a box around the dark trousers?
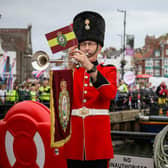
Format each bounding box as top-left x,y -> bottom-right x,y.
67,159 -> 108,168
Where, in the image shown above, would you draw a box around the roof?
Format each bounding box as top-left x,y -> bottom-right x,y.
143,49 -> 154,58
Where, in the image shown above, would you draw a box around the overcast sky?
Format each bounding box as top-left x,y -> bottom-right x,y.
0,0 -> 168,57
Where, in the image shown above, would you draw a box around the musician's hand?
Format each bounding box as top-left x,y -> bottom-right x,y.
69,46 -> 98,82
69,46 -> 93,71
68,46 -> 78,69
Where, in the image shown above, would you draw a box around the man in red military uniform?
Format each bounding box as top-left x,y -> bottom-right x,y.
64,11 -> 117,168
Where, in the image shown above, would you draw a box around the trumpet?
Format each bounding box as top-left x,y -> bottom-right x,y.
31,50 -> 80,71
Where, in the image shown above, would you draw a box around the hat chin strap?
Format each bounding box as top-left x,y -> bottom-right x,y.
87,43 -> 99,58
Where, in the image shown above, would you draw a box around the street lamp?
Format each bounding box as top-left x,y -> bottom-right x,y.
0,14 -> 3,53
117,34 -> 123,51
117,9 -> 127,79
160,41 -> 165,77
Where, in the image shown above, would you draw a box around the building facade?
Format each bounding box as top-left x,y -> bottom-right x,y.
0,25 -> 33,84
100,46 -> 135,80
134,34 -> 168,77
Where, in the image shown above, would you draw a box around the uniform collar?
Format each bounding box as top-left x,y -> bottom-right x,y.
92,60 -> 99,66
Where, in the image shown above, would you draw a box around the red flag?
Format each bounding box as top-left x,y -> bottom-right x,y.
45,25 -> 78,54
50,70 -> 73,147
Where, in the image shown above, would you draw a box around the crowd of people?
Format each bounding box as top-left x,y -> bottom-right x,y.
1,76 -> 167,115
113,79 -> 168,115
0,77 -> 50,115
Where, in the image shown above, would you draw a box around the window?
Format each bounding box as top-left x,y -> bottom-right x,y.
155,69 -> 160,76
145,68 -> 153,75
154,60 -> 160,67
166,48 -> 168,56
164,58 -> 168,66
138,66 -> 142,72
155,50 -> 160,57
137,66 -> 142,74
164,68 -> 168,75
145,59 -> 153,67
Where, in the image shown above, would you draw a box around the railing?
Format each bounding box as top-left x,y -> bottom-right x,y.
0,92 -> 167,119
0,98 -> 50,119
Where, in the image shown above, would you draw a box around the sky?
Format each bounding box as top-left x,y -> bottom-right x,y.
0,0 -> 168,58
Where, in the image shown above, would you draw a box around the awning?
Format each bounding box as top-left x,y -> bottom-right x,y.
136,74 -> 152,78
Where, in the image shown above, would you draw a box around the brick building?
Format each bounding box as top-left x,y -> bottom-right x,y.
0,25 -> 33,84
134,34 -> 168,77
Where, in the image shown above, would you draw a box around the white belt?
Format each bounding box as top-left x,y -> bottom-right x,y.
72,107 -> 109,119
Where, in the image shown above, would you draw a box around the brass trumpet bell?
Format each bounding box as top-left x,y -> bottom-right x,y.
32,51 -> 50,71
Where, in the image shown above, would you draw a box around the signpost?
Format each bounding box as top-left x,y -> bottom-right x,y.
124,71 -> 135,85
110,155 -> 154,168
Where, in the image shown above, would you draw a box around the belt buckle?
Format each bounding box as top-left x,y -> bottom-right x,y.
79,107 -> 89,117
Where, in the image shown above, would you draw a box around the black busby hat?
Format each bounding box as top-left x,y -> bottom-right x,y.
73,11 -> 105,47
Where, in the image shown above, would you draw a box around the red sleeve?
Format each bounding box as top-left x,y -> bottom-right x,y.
91,65 -> 117,100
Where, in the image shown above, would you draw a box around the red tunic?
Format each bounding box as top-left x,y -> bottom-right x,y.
64,63 -> 117,160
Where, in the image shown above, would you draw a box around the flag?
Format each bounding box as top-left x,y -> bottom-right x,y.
32,70 -> 45,78
126,48 -> 134,56
2,55 -> 8,82
0,54 -> 5,65
7,65 -> 12,90
0,52 -> 7,83
45,25 -> 78,54
7,58 -> 16,90
50,69 -> 73,147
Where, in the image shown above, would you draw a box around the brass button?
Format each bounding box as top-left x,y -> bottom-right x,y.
84,83 -> 88,87
84,91 -> 87,94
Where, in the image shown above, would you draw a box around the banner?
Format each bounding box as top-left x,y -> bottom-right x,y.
7,58 -> 16,90
2,55 -> 8,82
45,25 -> 78,54
50,69 -> 73,147
123,71 -> 135,85
126,34 -> 134,56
